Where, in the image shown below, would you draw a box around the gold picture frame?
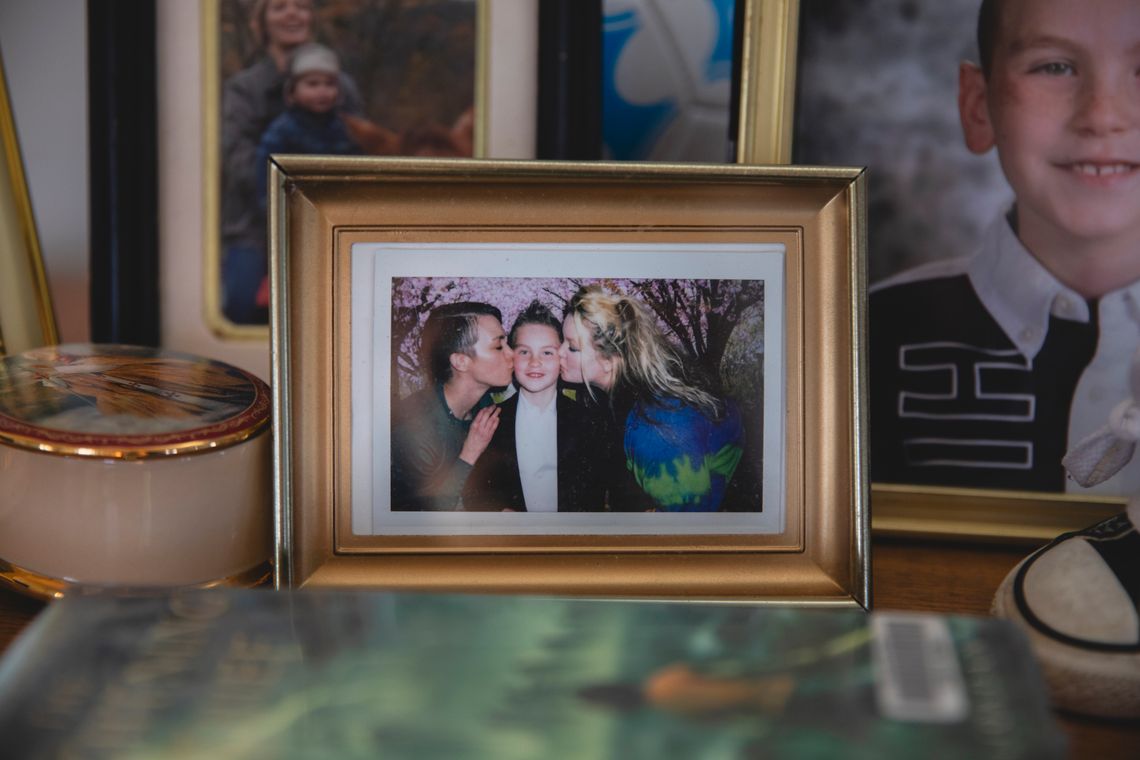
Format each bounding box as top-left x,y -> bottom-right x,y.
871,485 -> 1122,544
271,156 -> 868,604
202,0 -> 802,345
736,0 -> 800,164
0,54 -> 56,356
202,0 -> 486,341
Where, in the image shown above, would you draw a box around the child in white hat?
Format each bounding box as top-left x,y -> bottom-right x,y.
254,43 -> 361,209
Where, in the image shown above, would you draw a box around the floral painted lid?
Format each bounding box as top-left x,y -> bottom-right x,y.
0,344 -> 270,459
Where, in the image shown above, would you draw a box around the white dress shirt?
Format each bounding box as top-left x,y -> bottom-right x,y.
874,216 -> 1140,495
970,218 -> 1140,496
515,392 -> 559,511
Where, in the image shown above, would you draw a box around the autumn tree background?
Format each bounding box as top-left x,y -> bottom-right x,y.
219,0 -> 475,138
391,277 -> 767,511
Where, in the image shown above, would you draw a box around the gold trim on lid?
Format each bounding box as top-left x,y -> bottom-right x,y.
0,557 -> 272,600
0,344 -> 270,459
0,417 -> 270,461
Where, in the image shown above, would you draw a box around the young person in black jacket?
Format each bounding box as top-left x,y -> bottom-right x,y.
463,301 -> 611,512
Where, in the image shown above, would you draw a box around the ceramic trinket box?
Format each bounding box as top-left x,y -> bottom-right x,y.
0,344 -> 272,598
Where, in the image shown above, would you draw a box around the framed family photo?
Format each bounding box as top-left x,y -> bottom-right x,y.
203,0 -> 481,338
793,0 -> 1124,541
0,54 -> 56,356
197,0 -> 802,338
154,1 -> 803,381
271,157 -> 868,603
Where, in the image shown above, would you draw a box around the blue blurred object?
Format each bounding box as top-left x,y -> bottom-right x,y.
602,0 -> 735,162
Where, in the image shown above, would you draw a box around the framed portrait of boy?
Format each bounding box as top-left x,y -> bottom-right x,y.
270,156 -> 868,603
793,0 -> 1128,540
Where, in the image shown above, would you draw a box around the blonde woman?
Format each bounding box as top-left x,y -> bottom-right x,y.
560,285 -> 744,511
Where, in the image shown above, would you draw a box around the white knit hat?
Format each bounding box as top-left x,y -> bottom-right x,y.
288,43 -> 340,80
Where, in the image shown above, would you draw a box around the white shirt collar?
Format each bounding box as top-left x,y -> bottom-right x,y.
517,390 -> 556,417
967,215 -> 1090,358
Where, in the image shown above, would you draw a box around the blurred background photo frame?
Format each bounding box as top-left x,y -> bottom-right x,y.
0,53 -> 56,356
156,1 -> 802,380
793,0 -> 1125,541
204,0 -> 482,338
598,0 -> 799,165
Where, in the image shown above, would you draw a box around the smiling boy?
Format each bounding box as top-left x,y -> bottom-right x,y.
462,301 -> 611,512
870,0 -> 1140,493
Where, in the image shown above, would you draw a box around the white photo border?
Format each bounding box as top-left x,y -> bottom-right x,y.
350,242 -> 786,536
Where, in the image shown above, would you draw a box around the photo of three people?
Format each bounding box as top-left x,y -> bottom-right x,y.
387,277 -> 766,515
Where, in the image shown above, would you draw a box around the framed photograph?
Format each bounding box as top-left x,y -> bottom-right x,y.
200,0 -> 801,329
793,0 -> 1124,541
158,1 -> 799,382
271,156 -> 867,603
0,54 -> 56,356
204,0 -> 482,338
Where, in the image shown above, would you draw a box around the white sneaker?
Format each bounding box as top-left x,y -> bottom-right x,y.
992,502 -> 1140,719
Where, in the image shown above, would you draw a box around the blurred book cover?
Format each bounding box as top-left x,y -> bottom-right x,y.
0,590 -> 1064,759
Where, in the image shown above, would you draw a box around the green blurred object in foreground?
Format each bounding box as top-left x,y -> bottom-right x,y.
0,589 -> 1065,759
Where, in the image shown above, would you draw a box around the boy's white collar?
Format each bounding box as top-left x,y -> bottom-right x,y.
969,216 -> 1092,359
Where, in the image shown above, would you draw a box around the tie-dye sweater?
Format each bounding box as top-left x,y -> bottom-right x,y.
624,397 -> 744,512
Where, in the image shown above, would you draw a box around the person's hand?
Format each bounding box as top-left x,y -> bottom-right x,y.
459,406 -> 501,465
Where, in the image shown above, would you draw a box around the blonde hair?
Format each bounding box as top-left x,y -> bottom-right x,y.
566,284 -> 721,416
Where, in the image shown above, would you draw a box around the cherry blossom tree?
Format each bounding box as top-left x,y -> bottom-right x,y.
390,277 -> 764,400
